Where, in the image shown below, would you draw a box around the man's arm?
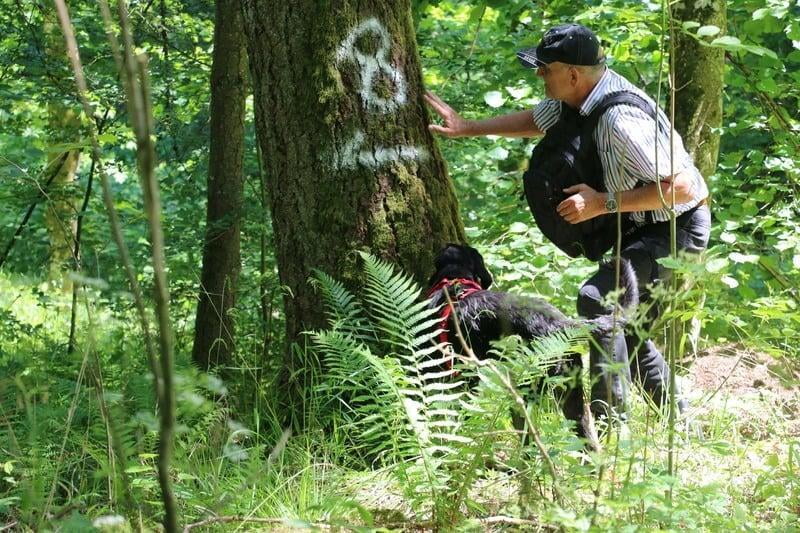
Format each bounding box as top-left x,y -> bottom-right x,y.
556,171 -> 696,224
424,91 -> 543,138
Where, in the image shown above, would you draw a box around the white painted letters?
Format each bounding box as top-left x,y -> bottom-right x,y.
333,130 -> 428,170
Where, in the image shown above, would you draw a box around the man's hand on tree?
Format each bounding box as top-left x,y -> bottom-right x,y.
424,91 -> 472,137
557,184 -> 605,224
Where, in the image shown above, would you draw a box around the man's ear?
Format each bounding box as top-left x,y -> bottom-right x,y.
569,66 -> 579,86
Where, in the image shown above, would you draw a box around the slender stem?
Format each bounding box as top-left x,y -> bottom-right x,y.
666,12 -> 680,507
68,129 -> 103,354
52,0 -> 162,397
0,153 -> 69,269
135,53 -> 179,533
53,0 -> 176,528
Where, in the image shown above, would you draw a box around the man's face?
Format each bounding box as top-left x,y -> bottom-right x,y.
536,61 -> 576,100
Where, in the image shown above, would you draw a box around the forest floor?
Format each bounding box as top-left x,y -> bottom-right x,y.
686,343 -> 800,440
337,343 -> 800,531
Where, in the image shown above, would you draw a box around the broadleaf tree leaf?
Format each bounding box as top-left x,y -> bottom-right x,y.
696,25 -> 721,38
721,275 -> 739,288
484,91 -> 506,108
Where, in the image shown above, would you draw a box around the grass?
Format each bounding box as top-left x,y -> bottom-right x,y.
0,270 -> 799,531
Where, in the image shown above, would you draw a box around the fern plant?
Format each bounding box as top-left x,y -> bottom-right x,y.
309,252 -> 586,526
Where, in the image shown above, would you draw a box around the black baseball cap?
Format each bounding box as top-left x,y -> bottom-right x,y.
517,23 -> 605,68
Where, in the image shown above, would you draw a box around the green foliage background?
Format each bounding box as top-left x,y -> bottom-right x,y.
0,0 -> 798,530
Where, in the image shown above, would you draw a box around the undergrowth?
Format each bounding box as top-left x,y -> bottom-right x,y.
1,259 -> 798,531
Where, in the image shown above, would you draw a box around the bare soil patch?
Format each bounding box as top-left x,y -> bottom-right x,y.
685,343 -> 800,437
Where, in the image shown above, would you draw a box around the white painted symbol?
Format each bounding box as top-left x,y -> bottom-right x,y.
334,130 -> 428,170
336,17 -> 407,113
331,18 -> 427,171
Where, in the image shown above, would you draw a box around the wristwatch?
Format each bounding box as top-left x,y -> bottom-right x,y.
605,192 -> 619,214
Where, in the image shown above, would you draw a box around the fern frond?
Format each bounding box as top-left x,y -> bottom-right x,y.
490,326 -> 589,385
311,329 -> 408,456
310,269 -> 374,342
313,253 -> 570,524
358,252 -> 440,352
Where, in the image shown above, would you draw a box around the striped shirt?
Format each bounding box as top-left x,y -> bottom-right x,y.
532,68 -> 708,224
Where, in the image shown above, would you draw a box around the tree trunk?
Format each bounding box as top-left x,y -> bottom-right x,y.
241,1 -> 465,346
191,0 -> 247,370
669,2 -> 725,358
44,6 -> 80,291
670,1 -> 726,178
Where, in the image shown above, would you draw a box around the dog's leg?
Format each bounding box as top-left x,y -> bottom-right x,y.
556,352 -> 600,451
511,353 -> 600,452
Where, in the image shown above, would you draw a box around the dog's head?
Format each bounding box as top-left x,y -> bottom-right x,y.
428,243 -> 493,290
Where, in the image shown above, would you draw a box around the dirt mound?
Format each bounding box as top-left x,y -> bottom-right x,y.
688,344 -> 796,395
686,343 -> 800,438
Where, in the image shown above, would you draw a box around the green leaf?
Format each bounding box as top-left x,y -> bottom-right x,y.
729,252 -> 759,264
506,86 -> 532,100
696,25 -> 720,38
787,21 -> 800,40
487,146 -> 508,160
124,465 -> 153,473
468,3 -> 486,24
711,35 -> 742,47
500,271 -> 522,281
744,44 -> 778,59
706,258 -> 728,273
657,256 -> 684,270
508,221 -> 528,233
483,90 -> 506,108
752,8 -> 770,20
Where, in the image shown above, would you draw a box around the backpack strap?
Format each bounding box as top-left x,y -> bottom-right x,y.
585,90 -> 657,131
582,90 -> 662,225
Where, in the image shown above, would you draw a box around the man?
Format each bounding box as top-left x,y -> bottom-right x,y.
425,23 -> 711,417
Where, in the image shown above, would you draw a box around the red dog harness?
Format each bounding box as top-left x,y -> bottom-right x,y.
425,278 -> 483,352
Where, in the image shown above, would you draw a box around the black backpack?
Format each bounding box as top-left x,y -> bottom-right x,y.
522,91 -> 655,261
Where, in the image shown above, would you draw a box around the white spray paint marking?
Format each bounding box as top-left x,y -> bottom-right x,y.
330,18 -> 426,171
334,130 -> 428,170
336,17 -> 407,113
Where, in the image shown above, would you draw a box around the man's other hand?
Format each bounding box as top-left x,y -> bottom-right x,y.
557,184 -> 605,224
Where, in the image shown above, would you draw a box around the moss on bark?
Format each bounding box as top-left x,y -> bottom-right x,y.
241,0 -> 465,376
670,1 -> 726,179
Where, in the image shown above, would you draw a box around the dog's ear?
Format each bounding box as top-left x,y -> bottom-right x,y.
468,246 -> 493,289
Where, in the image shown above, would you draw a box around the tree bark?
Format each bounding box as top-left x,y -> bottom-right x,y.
241,1 -> 465,353
670,1 -> 726,178
191,0 -> 247,370
44,6 -> 80,291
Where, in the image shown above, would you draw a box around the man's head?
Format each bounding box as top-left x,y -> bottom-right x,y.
517,24 -> 606,104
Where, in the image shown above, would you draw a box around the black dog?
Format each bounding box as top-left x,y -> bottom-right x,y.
426,244 -> 639,449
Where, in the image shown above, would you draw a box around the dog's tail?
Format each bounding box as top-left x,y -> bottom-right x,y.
587,258 -> 639,352
613,258 -> 639,311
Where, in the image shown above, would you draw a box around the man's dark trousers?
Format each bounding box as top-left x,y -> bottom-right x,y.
577,205 -> 711,415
